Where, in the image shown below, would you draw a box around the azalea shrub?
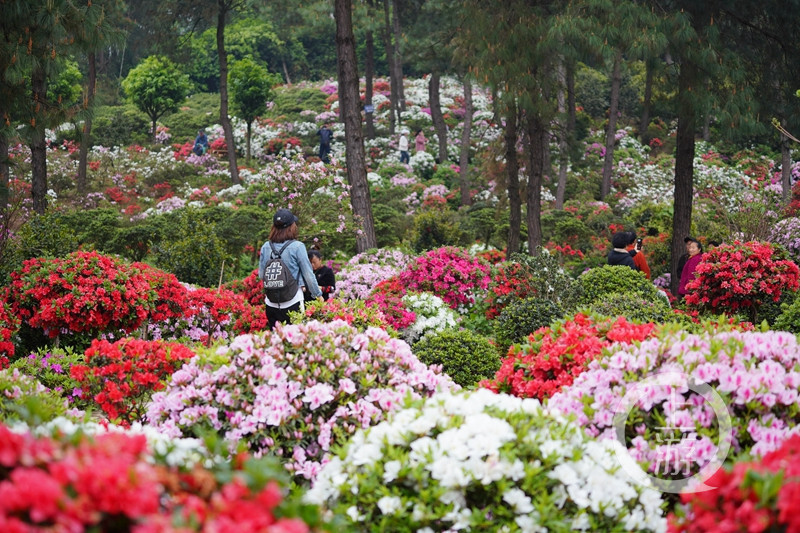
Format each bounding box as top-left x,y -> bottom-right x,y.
669,435 -> 800,532
493,296 -> 565,355
290,297 -> 393,332
548,329 -> 800,479
0,369 -> 68,424
572,265 -> 661,309
775,294 -> 800,333
366,277 -> 416,330
146,320 -> 456,481
400,292 -> 459,344
70,338 -> 195,426
685,241 -> 800,321
483,313 -> 655,401
412,329 -> 499,388
0,423 -> 325,532
398,246 -> 492,311
0,297 -> 19,367
586,291 -> 673,324
484,262 -> 539,320
9,348 -> 83,400
306,389 -> 666,532
223,269 -> 264,305
335,248 -> 411,301
769,217 -> 800,263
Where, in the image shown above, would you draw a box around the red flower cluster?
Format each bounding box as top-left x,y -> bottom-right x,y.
71,338 -> 195,425
481,313 -> 655,400
223,269 -> 264,306
0,297 -> 19,368
366,277 -> 416,330
303,298 -> 391,331
484,263 -> 539,320
476,248 -> 506,265
685,241 -> 800,319
669,435 -> 800,533
0,424 -> 312,532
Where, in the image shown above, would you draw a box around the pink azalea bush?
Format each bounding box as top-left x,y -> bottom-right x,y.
548,329 -> 800,479
335,248 -> 411,301
398,247 -> 492,311
146,320 -> 455,481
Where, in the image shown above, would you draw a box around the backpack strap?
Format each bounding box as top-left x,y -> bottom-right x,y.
270,241 -> 293,258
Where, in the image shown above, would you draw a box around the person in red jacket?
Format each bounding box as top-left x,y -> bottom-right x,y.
626,232 -> 651,279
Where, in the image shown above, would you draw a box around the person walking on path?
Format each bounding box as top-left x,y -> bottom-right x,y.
398,130 -> 410,164
415,129 -> 427,153
317,123 -> 333,163
258,209 -> 322,329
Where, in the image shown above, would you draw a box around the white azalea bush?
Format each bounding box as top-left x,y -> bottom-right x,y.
307,389 -> 666,532
400,292 -> 458,344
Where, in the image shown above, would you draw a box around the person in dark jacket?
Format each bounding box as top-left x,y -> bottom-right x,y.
608,231 -> 639,270
305,249 -> 336,302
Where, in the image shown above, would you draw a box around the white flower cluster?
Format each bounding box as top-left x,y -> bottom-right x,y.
307,389 -> 666,532
409,150 -> 436,175
401,292 -> 459,344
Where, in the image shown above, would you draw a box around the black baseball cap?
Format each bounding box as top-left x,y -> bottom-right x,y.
273,208 -> 298,229
684,236 -> 699,244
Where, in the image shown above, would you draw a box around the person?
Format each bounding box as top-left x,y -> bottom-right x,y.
415,129 -> 427,153
258,209 -> 322,329
398,130 -> 410,164
193,129 -> 209,156
305,249 -> 336,302
607,231 -> 639,270
625,232 -> 651,279
317,123 -> 333,163
678,237 -> 703,297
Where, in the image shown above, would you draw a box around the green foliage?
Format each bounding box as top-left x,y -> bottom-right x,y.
510,250 -> 580,307
229,57 -> 279,125
121,55 -> 191,135
268,86 -> 328,121
575,64 -> 609,118
410,209 -> 465,253
91,104 -> 151,147
49,59 -> 83,110
151,209 -> 232,286
108,217 -> 168,263
774,291 -> 800,333
585,292 -> 672,324
161,93 -> 221,143
59,209 -> 121,253
0,369 -> 68,425
372,203 -> 406,248
494,297 -> 565,355
0,211 -> 79,284
430,165 -> 458,188
214,206 -> 271,258
573,265 -> 661,309
9,347 -> 84,401
628,202 -> 673,235
412,329 -> 500,388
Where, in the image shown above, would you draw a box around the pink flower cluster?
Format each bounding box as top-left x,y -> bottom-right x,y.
335,248 -> 411,301
146,320 -> 455,481
549,329 -> 800,475
398,247 -> 491,310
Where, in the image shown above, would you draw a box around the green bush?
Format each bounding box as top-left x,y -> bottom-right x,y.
60,208 -> 122,253
161,92 -> 220,142
0,369 -> 68,425
430,165 -> 458,187
584,292 -> 672,324
0,212 -> 79,285
494,297 -> 565,355
410,208 -> 465,253
373,203 -> 406,248
91,104 -> 151,147
10,347 -> 84,401
575,64 -> 608,118
413,329 -> 500,388
774,292 -> 800,333
510,250 -> 579,307
572,265 -> 661,309
268,86 -> 328,121
108,221 -> 166,262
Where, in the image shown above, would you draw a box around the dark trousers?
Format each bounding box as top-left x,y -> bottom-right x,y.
319,143 -> 331,163
400,150 -> 410,164
266,301 -> 301,330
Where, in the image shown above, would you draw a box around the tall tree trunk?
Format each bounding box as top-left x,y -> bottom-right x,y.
335,0 -> 377,252
217,0 -> 240,185
782,118 -> 792,203
459,77 -> 473,206
30,67 -> 48,215
505,100 -> 521,254
77,51 -> 96,195
600,51 -> 622,200
246,121 -> 252,162
0,135 -> 9,208
382,0 -> 397,134
567,62 -> 576,135
640,60 -> 654,145
526,112 -> 545,254
556,60 -> 568,210
429,70 -> 448,163
391,0 -> 405,115
491,85 -> 501,125
282,57 -> 292,84
670,60 -> 697,295
365,29 -> 376,140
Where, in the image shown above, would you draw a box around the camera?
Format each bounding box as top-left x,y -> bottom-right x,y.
636,238 -> 643,249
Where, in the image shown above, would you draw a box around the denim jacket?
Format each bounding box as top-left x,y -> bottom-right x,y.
258,240 -> 322,299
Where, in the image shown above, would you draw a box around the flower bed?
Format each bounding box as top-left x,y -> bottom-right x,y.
146,320 -> 455,481
307,389 -> 666,532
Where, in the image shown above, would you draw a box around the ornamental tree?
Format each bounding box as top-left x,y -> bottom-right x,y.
684,241 -> 800,322
229,56 -> 279,161
121,55 -> 191,141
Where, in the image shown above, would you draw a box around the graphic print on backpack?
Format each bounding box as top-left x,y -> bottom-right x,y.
264,242 -> 299,303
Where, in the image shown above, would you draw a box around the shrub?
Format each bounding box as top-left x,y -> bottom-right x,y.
398,246 -> 492,311
366,277 -> 416,330
91,104 -> 151,147
770,217 -> 800,263
0,422 -> 324,532
306,389 -> 666,532
494,297 -> 565,355
0,211 -> 79,284
409,209 -> 465,253
401,292 -> 459,344
9,347 -> 83,399
586,291 -> 673,324
0,297 -> 19,367
0,369 -> 67,424
290,298 -> 393,332
775,292 -> 800,333
685,241 -> 800,322
412,329 -> 499,387
669,435 -> 800,532
70,338 -> 195,426
484,262 -> 539,320
146,320 -> 456,481
573,265 -> 661,309
484,313 -> 655,401
510,249 -> 580,307
548,329 -> 800,478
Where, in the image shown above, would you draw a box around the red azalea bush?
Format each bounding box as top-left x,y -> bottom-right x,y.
6,252 -> 159,340
476,248 -> 506,265
70,338 -> 195,425
669,435 -> 800,533
0,425 -> 318,532
366,277 -> 416,330
0,297 -> 19,368
484,262 -> 539,320
398,247 -> 492,310
222,269 -> 264,305
481,313 -> 655,400
135,263 -> 190,323
685,241 -> 800,320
